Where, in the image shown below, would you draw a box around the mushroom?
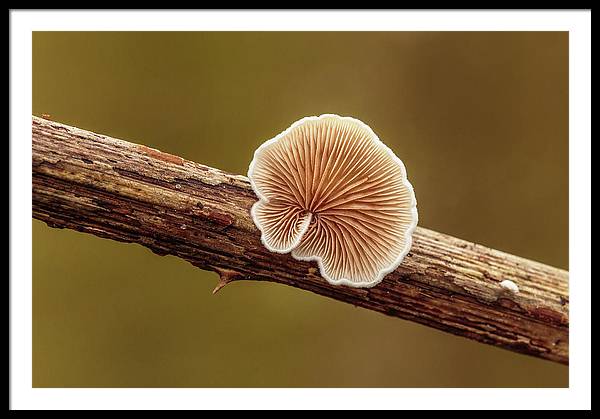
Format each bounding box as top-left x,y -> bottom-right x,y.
248,114 -> 418,288
499,279 -> 520,294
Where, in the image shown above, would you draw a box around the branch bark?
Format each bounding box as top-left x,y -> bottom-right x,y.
31,116 -> 569,364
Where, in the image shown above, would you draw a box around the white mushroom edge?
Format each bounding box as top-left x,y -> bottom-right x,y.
247,114 -> 419,288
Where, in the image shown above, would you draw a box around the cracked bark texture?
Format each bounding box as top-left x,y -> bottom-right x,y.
31,116 -> 569,364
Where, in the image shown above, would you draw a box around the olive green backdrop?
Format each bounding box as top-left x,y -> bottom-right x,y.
32,31 -> 568,387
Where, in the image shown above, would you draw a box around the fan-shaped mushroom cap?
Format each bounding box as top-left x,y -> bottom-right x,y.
248,114 -> 418,288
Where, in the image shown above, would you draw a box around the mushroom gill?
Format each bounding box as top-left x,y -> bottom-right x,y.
248,114 -> 418,288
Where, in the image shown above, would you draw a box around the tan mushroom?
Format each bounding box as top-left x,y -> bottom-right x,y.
248,114 -> 418,288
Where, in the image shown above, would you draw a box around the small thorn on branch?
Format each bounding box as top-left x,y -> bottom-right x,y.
212,268 -> 241,294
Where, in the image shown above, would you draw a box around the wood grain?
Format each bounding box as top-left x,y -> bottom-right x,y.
31,116 -> 569,364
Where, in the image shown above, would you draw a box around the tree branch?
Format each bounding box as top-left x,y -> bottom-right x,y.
31,116 -> 569,364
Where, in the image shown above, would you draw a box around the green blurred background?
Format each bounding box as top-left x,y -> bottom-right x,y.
32,32 -> 568,387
